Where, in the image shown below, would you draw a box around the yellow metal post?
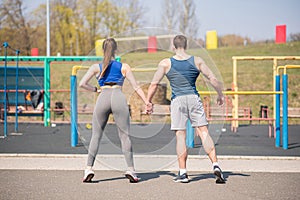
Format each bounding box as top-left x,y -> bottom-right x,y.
95,39 -> 104,56
273,58 -> 278,120
232,58 -> 238,131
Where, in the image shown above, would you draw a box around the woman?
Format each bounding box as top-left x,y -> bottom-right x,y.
79,38 -> 151,183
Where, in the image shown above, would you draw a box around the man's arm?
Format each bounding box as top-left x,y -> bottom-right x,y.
147,59 -> 169,103
195,57 -> 224,105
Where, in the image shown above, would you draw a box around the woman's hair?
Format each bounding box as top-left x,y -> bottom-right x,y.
100,38 -> 117,78
173,35 -> 187,49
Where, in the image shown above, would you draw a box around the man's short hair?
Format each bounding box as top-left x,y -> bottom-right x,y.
173,35 -> 187,49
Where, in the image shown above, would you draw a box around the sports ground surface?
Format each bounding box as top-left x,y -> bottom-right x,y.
0,123 -> 299,199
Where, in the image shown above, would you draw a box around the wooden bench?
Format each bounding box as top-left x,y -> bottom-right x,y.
0,89 -> 44,119
140,104 -> 170,122
281,107 -> 300,118
140,104 -> 253,122
0,67 -> 44,119
206,106 -> 252,120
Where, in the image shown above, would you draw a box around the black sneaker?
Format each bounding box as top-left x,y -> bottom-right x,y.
173,172 -> 189,183
213,166 -> 226,184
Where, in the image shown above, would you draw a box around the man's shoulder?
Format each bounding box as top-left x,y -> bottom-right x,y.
193,56 -> 204,64
159,58 -> 171,67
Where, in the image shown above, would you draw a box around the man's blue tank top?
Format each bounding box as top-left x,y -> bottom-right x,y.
98,60 -> 125,86
166,56 -> 200,100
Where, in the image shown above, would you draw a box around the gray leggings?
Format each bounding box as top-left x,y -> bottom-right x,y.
87,88 -> 133,168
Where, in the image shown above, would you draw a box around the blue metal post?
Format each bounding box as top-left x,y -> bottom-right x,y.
3,42 -> 8,137
282,74 -> 288,150
275,75 -> 281,147
70,75 -> 78,147
14,50 -> 20,133
186,120 -> 194,148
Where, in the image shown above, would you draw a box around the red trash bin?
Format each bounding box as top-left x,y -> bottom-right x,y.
148,36 -> 157,53
31,48 -> 39,56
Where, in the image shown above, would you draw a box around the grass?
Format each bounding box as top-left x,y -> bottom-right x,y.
125,42 -> 300,123
4,42 -> 300,123
51,42 -> 300,123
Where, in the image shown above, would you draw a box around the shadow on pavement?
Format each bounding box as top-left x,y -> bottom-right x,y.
189,171 -> 250,183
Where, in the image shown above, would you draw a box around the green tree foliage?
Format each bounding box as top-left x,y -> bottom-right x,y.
0,0 -> 32,55
0,0 -> 145,56
98,0 -> 131,37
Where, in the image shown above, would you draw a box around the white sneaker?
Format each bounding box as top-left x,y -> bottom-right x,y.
213,166 -> 226,184
125,171 -> 141,183
173,172 -> 189,183
83,168 -> 94,182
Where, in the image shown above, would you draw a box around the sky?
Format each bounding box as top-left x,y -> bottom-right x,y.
23,0 -> 300,41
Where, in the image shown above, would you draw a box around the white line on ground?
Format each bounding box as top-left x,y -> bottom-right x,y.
0,154 -> 299,172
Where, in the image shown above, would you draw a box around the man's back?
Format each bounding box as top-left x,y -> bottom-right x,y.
166,56 -> 200,100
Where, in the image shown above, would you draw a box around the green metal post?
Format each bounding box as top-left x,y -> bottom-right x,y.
44,58 -> 51,126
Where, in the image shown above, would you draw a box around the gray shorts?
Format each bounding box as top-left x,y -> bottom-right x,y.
170,94 -> 208,130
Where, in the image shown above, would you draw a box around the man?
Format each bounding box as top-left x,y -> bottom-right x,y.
147,35 -> 225,184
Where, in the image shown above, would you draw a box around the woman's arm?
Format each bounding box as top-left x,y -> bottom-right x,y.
79,64 -> 100,92
122,63 -> 150,106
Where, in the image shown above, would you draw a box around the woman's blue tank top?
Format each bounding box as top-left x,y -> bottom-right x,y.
166,56 -> 200,100
98,60 -> 125,86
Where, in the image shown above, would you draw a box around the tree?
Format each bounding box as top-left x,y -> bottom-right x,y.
0,0 -> 147,56
98,0 -> 130,37
125,0 -> 145,30
0,0 -> 32,55
290,33 -> 300,42
161,0 -> 179,32
30,4 -> 47,55
179,0 -> 199,38
78,0 -> 102,49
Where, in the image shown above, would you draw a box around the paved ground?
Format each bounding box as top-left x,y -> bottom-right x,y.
0,170 -> 299,200
0,123 -> 299,156
0,122 -> 299,199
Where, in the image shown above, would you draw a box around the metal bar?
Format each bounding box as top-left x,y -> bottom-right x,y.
2,89 -> 282,95
14,51 -> 20,133
46,0 -> 50,56
232,56 -> 300,60
0,56 -> 110,62
282,74 -> 288,150
71,66 -> 157,73
186,120 -> 194,148
70,75 -> 78,147
275,75 -> 281,147
273,58 -> 278,122
3,43 -> 8,138
198,91 -> 283,95
44,58 -> 50,126
232,58 -> 239,131
277,65 -> 300,150
132,68 -> 158,72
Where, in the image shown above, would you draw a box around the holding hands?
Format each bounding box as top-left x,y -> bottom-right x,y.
145,102 -> 153,114
217,95 -> 225,106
